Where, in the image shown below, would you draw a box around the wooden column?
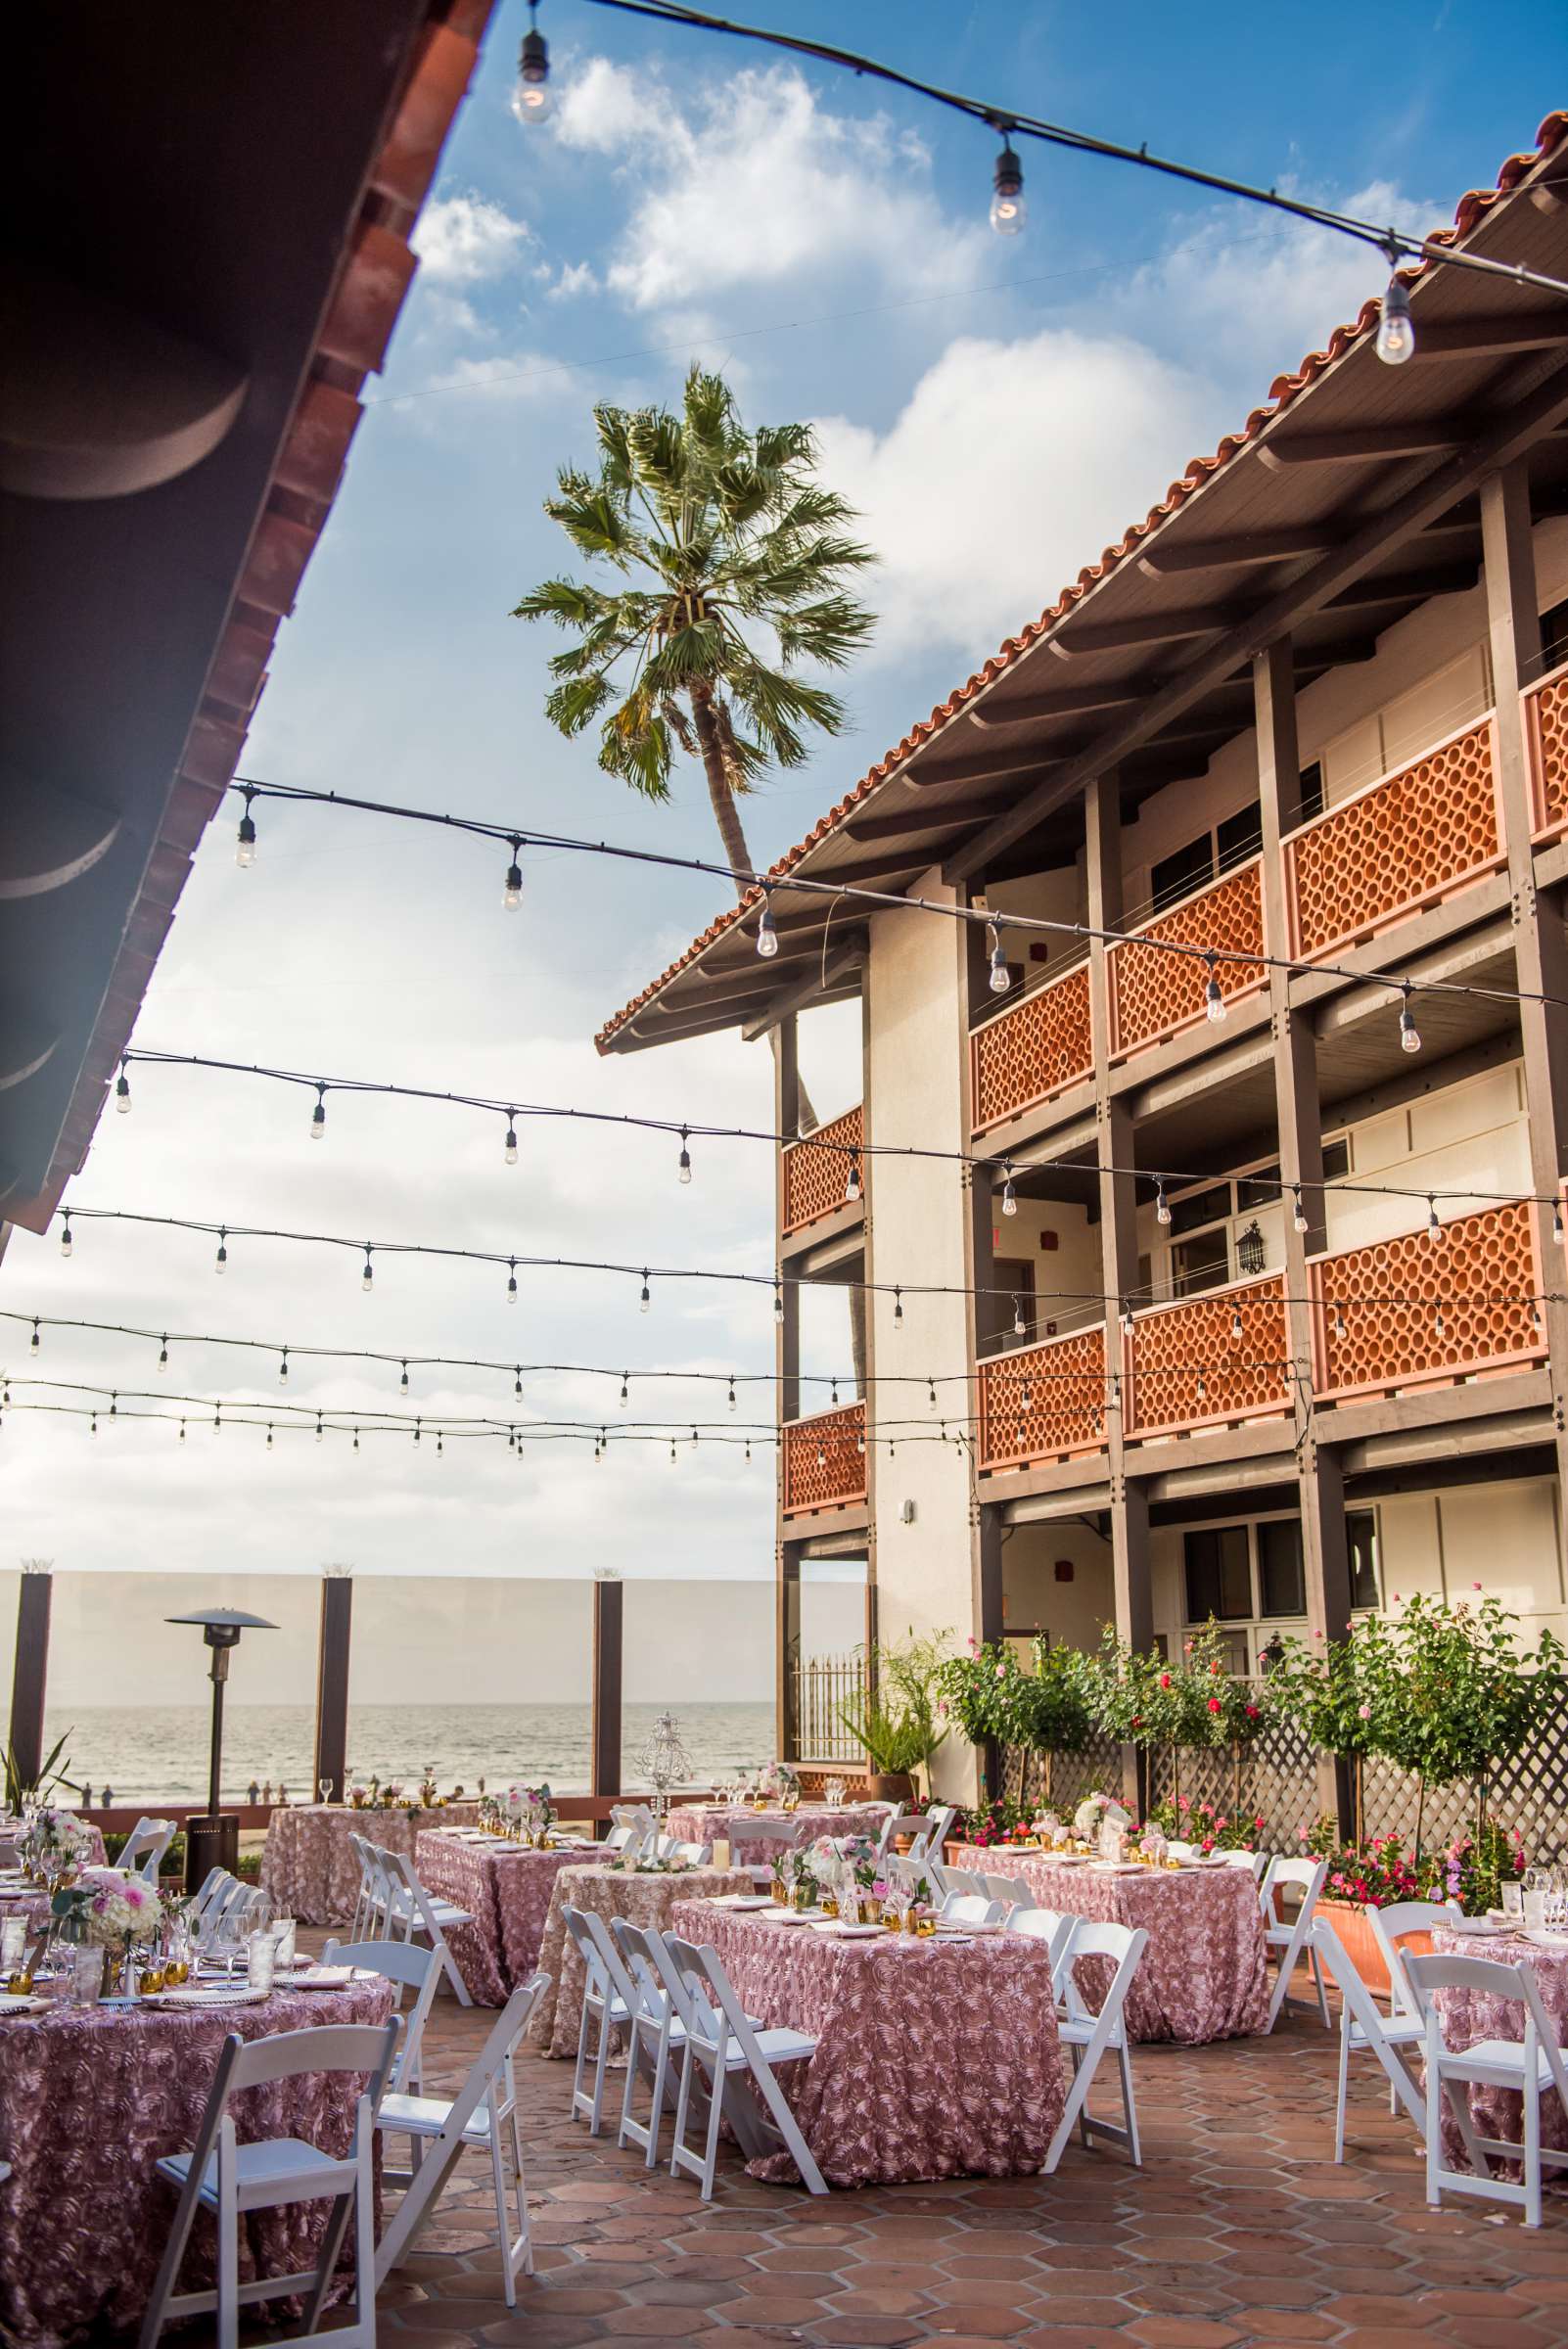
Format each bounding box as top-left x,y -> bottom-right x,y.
312,1571 -> 352,1804
1482,463 -> 1568,1521
590,1576 -> 623,1804
1255,636 -> 1354,1830
774,1013 -> 801,1427
859,966 -> 879,1636
1085,773 -> 1150,1810
776,1546 -> 803,1762
8,1569 -> 52,1794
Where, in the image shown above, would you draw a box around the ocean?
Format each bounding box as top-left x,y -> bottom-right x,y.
34,1701 -> 775,1807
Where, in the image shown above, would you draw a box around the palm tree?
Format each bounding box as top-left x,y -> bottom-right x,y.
514,367 -> 879,1377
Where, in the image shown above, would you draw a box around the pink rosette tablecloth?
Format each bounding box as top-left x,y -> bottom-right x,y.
530,1863 -> 754,2056
950,1845 -> 1268,2044
0,1974 -> 395,2349
665,1802 -> 891,1861
1430,1925 -> 1568,2175
416,1829 -> 597,2005
674,1902 -> 1066,2188
0,1821 -> 106,1867
259,1801 -> 481,1925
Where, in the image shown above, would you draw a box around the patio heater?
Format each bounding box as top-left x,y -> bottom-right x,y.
165,1606 -> 276,1891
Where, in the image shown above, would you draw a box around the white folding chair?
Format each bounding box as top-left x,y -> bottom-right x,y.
118,1817 -> 176,1882
1217,1849 -> 1269,1883
877,1806 -> 955,1867
735,1818 -> 798,1888
561,1905 -> 636,2135
664,1933 -> 824,2198
939,1891 -> 1005,1926
321,1938 -> 441,2095
346,1832 -> 380,1943
1005,1905 -> 1079,1998
654,1834 -> 714,1865
612,1916 -> 705,2168
982,1872 -> 1035,1912
139,2018 -> 398,2349
1260,1856 -> 1330,2029
1045,1919 -> 1148,2173
1368,1899 -> 1463,2024
604,1803 -> 655,1862
376,1973 -> 546,2307
1406,1952 -> 1568,2229
380,1847 -> 474,2005
1311,1917 -> 1427,2160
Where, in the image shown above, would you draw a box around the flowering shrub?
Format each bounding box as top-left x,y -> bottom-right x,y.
1298,1816 -> 1526,1911
956,1795 -> 1031,1849
1150,1797 -> 1263,1854
936,1636 -> 1094,1807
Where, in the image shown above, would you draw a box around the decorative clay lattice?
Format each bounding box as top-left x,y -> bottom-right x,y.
782,1403 -> 867,1515
1525,663 -> 1568,840
782,1104 -> 864,1234
977,1324 -> 1108,1471
970,963 -> 1093,1134
1124,1275 -> 1291,1440
1312,1199 -> 1544,1402
1108,861 -> 1265,1059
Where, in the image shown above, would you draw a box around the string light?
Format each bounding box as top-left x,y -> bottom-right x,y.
773,1282 -> 784,1325
516,1 -> 549,122
1292,1185 -> 1309,1236
845,1151 -> 861,1202
1012,1295 -> 1026,1338
362,1249 -> 374,1294
279,1350 -> 290,1386
1433,1304 -> 1446,1338
59,1213 -> 71,1260
1155,1179 -> 1171,1227
503,837 -> 525,907
1398,984 -> 1421,1055
620,1375 -> 629,1406
1556,1202 -> 1566,1247
928,1377 -> 938,1410
315,1412 -> 324,1444
506,1260 -> 519,1306
214,1228 -> 228,1274
235,786 -> 257,868
1376,244 -> 1416,366
157,1337 -> 168,1374
1204,955 -> 1226,1025
115,1061 -> 131,1115
1333,1304 -> 1347,1341
1000,1168 -> 1017,1219
309,1083 -> 327,1141
893,1287 -> 904,1329
987,920 -> 1011,993
505,1117 -> 519,1165
1119,1300 -> 1133,1336
755,890 -> 778,959
1427,1195 -> 1441,1238
514,1367 -> 525,1398
1229,1304 -> 1243,1344
678,1128 -> 692,1184
640,1271 -> 652,1313
990,130 -> 1025,236
29,1320 -> 39,1355
399,1361 -> 410,1394
267,1424 -> 274,1450
727,1378 -> 737,1410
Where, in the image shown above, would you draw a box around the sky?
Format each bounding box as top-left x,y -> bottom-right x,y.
3,1 -> 1565,1636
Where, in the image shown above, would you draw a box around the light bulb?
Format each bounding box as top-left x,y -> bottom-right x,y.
846,1155 -> 860,1202
399,1362 -> 409,1394
678,1131 -> 692,1184
506,1266 -> 519,1305
1001,1171 -> 1017,1219
267,1425 -> 274,1450
756,899 -> 779,958
115,1070 -> 131,1115
987,921 -> 1011,995
1155,1180 -> 1172,1227
1204,959 -> 1226,1023
315,1415 -> 324,1445
310,1091 -> 326,1141
60,1218 -> 71,1259
1230,1307 -> 1243,1344
855,1428 -> 865,1453
620,1378 -> 628,1407
1021,1381 -> 1033,1409
158,1341 -> 168,1373
505,1124 -> 519,1164
279,1353 -> 290,1386
1376,270 -> 1415,366
991,140 -> 1025,236
515,21 -> 549,122
728,1382 -> 736,1412
1427,1197 -> 1440,1238
639,1277 -> 651,1313
1293,1186 -> 1310,1236
1013,1297 -> 1026,1338
215,1237 -> 228,1273
236,806 -> 257,867
1556,1204 -> 1566,1248
503,855 -> 523,910
178,1419 -> 186,1441
362,1254 -> 374,1293
893,1288 -> 903,1329
1399,987 -> 1421,1054
1120,1302 -> 1133,1336
1334,1306 -> 1347,1340
773,1285 -> 784,1326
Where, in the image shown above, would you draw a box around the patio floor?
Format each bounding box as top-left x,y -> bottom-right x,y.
355,1952 -> 1568,2349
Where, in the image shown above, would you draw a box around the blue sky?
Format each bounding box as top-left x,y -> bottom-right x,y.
3,3 -> 1564,1610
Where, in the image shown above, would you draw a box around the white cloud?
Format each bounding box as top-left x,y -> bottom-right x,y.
412,191 -> 530,284
554,60 -> 986,311
549,259 -> 601,300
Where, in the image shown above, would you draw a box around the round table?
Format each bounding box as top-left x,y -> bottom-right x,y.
417,1829 -> 599,2004
530,1863 -> 755,2056
0,1821 -> 106,1868
949,1845 -> 1269,2043
259,1801 -> 482,1925
675,1901 -> 1066,2187
0,1973 -> 395,2348
664,1802 -> 891,1862
1430,1924 -> 1568,2174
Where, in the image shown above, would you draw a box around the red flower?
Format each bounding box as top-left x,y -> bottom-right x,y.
1210,1659 -> 1222,1675
1207,1695 -> 1222,1713
1244,1704 -> 1259,1720
1159,1672 -> 1173,1688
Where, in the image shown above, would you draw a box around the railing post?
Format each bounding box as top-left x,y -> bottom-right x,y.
1255,634 -> 1354,1837
8,1565 -> 53,1795
591,1572 -> 623,1803
312,1568 -> 352,1805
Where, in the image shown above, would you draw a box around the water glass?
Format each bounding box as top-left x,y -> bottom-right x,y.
1501,1879 -> 1524,1920
271,1916 -> 297,1971
0,1918 -> 25,1976
247,1930 -> 277,1993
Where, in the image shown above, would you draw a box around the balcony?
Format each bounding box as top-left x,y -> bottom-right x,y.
976,1324 -> 1108,1473
781,1105 -> 863,1236
1107,859 -> 1266,1060
970,960 -> 1092,1136
1526,658 -> 1568,842
1123,1272 -> 1292,1443
1282,713 -> 1502,962
1309,1198 -> 1545,1404
781,1401 -> 867,1517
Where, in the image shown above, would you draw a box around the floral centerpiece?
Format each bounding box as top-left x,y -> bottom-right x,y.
347,1783 -> 370,1810
757,1760 -> 800,1809
1073,1791 -> 1129,1844
1150,1797 -> 1264,1855
51,1865 -> 165,2002
21,1806 -> 91,1882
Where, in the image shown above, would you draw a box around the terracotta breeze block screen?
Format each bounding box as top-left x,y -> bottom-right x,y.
1310,1199 -> 1545,1404
782,1104 -> 863,1234
1526,661 -> 1568,841
1107,861 -> 1265,1059
1283,715 -> 1502,961
1124,1275 -> 1291,1441
970,962 -> 1093,1134
782,1403 -> 867,1515
977,1324 -> 1107,1471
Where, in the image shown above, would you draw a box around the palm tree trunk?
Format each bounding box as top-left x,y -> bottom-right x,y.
687,683 -> 870,1396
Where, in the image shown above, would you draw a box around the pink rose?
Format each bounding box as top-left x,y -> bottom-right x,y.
1358,1702 -> 1372,1721
994,1663 -> 1006,1680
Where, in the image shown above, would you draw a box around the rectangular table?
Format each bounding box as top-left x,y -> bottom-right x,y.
675,1901 -> 1066,2188
664,1802 -> 891,1862
950,1844 -> 1269,2044
416,1828 -> 597,2005
530,1863 -> 755,2055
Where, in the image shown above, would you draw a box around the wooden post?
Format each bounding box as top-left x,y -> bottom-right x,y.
8,1568 -> 52,1794
312,1570 -> 352,1805
591,1575 -> 623,1804
859,966 -> 879,1652
777,1545 -> 802,1762
1085,772 -> 1151,1812
1482,463 -> 1568,1528
1254,636 -> 1354,1832
976,1504 -> 1005,1801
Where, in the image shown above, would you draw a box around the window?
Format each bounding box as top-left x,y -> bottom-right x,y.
1298,761 -> 1325,823
1322,1135 -> 1351,1181
1169,1181 -> 1231,1237
1172,1227 -> 1230,1297
1183,1526 -> 1252,1621
1540,595 -> 1568,674
1258,1519 -> 1307,1618
1348,1509 -> 1380,1610
1150,832 -> 1214,913
1217,804 -> 1263,868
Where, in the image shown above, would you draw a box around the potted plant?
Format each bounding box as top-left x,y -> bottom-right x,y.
839,1633 -> 947,1803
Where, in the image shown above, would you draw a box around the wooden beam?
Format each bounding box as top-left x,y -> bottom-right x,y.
741,934 -> 866,1041
312,1572 -> 352,1806
967,682 -> 1142,727
7,1569 -> 51,1795
590,1577 -> 623,1803
903,740 -> 1050,791
1326,561 -> 1480,608
1137,524 -> 1343,576
1045,608 -> 1232,658
842,791 -> 1017,843
1410,311 -> 1568,359
1258,419 -> 1474,468
947,358 -> 1568,880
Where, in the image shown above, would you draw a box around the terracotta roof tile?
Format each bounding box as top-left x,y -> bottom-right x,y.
596,111 -> 1568,1051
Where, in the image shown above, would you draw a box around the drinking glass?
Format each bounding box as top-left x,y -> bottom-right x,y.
318,1777 -> 334,1806
0,1918 -> 25,1976
247,1930 -> 277,1993
271,1915 -> 297,1971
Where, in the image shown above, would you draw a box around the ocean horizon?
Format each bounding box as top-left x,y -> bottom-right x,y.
23,1699 -> 775,1807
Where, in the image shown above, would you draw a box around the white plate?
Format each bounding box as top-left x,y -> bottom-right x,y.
710,1894 -> 773,1911
816,1921 -> 884,1938
765,1910 -> 821,1926
279,1967 -> 362,1989
1444,1918 -> 1509,1938
157,1986 -> 273,2008
0,1995 -> 45,2017
1525,1928 -> 1568,1950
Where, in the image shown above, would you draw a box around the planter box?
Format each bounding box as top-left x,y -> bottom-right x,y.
1318,1897 -> 1433,1999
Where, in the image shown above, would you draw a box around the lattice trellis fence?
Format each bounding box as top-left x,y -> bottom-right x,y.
1361,1709 -> 1568,1864
1143,1713 -> 1318,1854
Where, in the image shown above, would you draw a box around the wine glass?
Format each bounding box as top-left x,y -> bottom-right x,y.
318,1776 -> 334,1806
